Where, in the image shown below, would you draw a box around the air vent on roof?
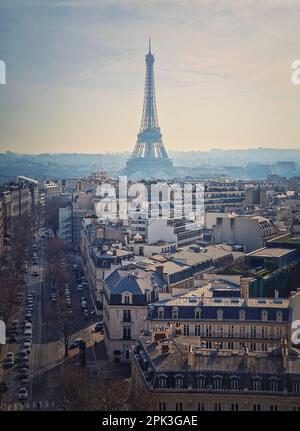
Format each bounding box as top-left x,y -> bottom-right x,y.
188,296 -> 198,303
214,297 -> 222,303
274,298 -> 283,304
231,297 -> 239,303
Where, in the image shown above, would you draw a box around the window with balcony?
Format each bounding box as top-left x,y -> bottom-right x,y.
158,378 -> 166,389
214,403 -> 222,411
230,378 -> 239,390
213,377 -> 223,390
270,405 -> 278,411
175,377 -> 183,389
253,404 -> 261,411
123,326 -> 131,340
293,382 -> 300,393
183,324 -> 189,336
269,379 -> 279,392
195,325 -> 201,336
159,402 -> 166,411
197,377 -> 206,389
123,310 -> 131,322
253,379 -> 261,391
197,402 -> 205,411
175,402 -> 183,411
231,404 -> 239,411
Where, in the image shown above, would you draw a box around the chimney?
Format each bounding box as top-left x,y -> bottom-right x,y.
156,265 -> 164,277
282,338 -> 288,370
188,344 -> 196,368
243,346 -> 249,369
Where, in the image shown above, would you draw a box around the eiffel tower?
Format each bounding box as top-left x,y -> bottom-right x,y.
124,40 -> 174,179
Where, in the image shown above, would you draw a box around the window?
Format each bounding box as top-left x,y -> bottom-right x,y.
250,326 -> 256,338
158,307 -> 164,319
158,378 -> 166,389
231,404 -> 239,411
197,377 -> 206,389
240,326 -> 245,337
217,309 -> 224,321
269,379 -> 278,392
183,324 -> 189,336
123,295 -> 130,304
253,404 -> 261,411
261,310 -> 268,322
175,402 -> 183,411
159,402 -> 166,411
293,382 -> 300,393
228,325 -> 234,336
270,405 -> 278,411
276,311 -> 283,322
195,324 -> 201,336
253,380 -> 261,391
206,325 -> 212,337
197,402 -> 205,411
175,377 -> 183,389
261,327 -> 266,338
214,403 -> 222,411
195,308 -> 201,319
231,379 -> 239,390
123,310 -> 131,322
239,309 -> 246,320
172,307 -> 179,320
213,377 -> 222,390
123,326 -> 131,340
228,342 -> 234,350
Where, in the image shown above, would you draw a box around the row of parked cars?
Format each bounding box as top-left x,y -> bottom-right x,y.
2,246 -> 38,401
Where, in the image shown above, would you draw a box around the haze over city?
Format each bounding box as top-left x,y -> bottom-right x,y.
1,0 -> 300,154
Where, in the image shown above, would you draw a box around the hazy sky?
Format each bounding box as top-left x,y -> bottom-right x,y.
1,0 -> 300,154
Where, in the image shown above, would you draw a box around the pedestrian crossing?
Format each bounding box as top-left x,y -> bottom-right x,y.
0,400 -> 56,411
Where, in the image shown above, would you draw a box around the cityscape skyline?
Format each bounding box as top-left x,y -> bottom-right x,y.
1,1 -> 300,154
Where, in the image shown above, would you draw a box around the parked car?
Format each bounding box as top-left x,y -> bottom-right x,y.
19,368 -> 28,379
83,309 -> 89,319
18,387 -> 28,401
77,285 -> 83,291
69,338 -> 83,350
3,358 -> 14,369
0,382 -> 8,393
25,313 -> 32,322
7,333 -> 17,344
32,271 -> 39,277
23,342 -> 31,354
94,322 -> 104,333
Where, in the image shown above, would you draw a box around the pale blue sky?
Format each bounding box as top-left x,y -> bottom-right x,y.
1,0 -> 300,153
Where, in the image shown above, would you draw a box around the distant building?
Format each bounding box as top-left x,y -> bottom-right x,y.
213,214 -> 276,252
58,207 -> 72,244
0,200 -> 4,255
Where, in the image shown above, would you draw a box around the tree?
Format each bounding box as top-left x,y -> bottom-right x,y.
45,197 -> 71,234
53,364 -> 130,411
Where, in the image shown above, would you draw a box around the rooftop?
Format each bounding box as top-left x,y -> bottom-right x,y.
247,247 -> 296,258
